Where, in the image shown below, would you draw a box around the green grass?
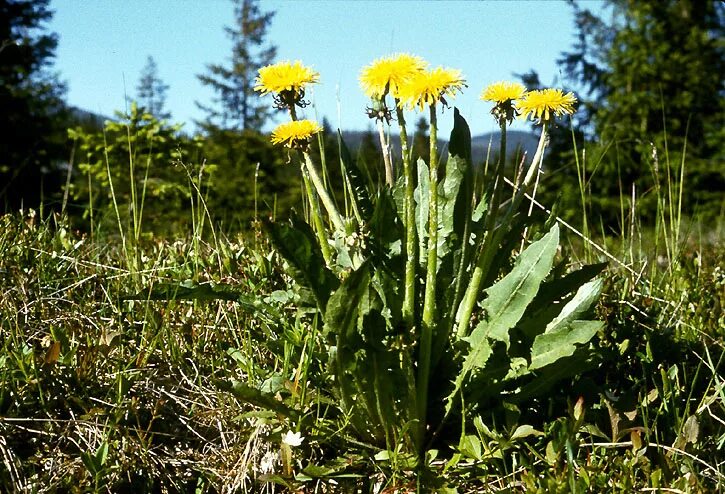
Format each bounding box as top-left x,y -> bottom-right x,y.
1,205 -> 723,492
2,112 -> 725,492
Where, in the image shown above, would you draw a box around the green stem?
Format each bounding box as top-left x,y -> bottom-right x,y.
302,169 -> 332,264
416,104 -> 438,454
303,152 -> 346,233
378,119 -> 394,187
455,123 -> 547,339
396,102 -> 416,329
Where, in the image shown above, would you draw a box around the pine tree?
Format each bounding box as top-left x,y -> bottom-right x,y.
0,0 -> 68,210
196,0 -> 276,132
136,56 -> 170,119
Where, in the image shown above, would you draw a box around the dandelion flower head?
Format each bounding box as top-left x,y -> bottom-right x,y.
518,88 -> 577,124
398,67 -> 466,111
480,81 -> 526,104
359,53 -> 427,99
254,60 -> 319,96
270,120 -> 322,149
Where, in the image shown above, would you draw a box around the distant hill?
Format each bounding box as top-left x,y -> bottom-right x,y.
68,106 -> 107,132
339,129 -> 539,166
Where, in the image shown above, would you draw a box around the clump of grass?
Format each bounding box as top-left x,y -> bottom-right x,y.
0,210 -> 301,492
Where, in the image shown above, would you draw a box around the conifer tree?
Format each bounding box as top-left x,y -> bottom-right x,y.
196,0 -> 276,132
136,56 -> 170,119
524,0 -> 724,222
412,116 -> 430,165
0,0 -> 68,210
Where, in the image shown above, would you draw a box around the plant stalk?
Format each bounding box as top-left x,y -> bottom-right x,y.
397,102 -> 417,329
378,119 -> 394,187
301,168 -> 332,264
455,122 -> 548,339
303,152 -> 346,233
416,105 -> 439,454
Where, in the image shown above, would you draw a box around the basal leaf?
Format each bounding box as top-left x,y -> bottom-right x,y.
476,224 -> 560,347
543,278 -> 603,334
529,320 -> 603,371
122,282 -> 280,319
222,379 -> 300,420
415,158 -> 430,270
518,263 -> 607,341
265,217 -> 339,309
445,225 -> 560,414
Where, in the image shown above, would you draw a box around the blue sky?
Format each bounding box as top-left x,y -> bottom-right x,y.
48,0 -> 603,137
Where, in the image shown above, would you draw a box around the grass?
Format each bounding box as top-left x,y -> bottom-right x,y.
1,129 -> 724,492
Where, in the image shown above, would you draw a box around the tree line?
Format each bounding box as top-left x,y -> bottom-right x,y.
1,0 -> 722,234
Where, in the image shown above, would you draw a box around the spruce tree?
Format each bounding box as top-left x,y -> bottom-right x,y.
196,0 -> 276,132
412,116 -> 430,165
0,0 -> 68,210
136,56 -> 170,120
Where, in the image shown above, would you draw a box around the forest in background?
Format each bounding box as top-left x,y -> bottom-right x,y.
1,0 -> 722,235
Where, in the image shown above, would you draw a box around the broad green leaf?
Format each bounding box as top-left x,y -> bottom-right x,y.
475,224 -> 560,347
122,281 -> 281,319
510,424 -> 544,440
415,158 -> 430,269
518,263 -> 606,341
439,109 -> 475,337
324,262 -> 370,341
529,320 -> 603,371
95,441 -> 109,468
445,225 -> 559,414
223,379 -> 300,420
528,263 -> 607,316
266,217 -> 339,309
458,434 -> 482,460
543,278 -> 603,334
437,109 -> 472,264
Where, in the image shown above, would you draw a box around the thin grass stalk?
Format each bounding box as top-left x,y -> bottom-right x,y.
61,138 -> 77,215
396,103 -> 416,329
87,170 -> 94,242
571,119 -> 590,256
136,129 -> 157,244
102,130 -> 132,277
676,118 -> 690,250
125,124 -> 140,248
416,105 -> 439,454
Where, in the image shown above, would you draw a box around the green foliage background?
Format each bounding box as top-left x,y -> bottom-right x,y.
523,0 -> 724,226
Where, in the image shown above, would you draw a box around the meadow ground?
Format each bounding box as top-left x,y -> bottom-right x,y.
0,204 -> 723,492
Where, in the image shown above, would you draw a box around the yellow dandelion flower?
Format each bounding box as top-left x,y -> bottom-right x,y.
270,119 -> 322,149
518,88 -> 577,123
359,53 -> 428,99
254,60 -> 319,96
398,67 -> 466,111
480,81 -> 526,104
